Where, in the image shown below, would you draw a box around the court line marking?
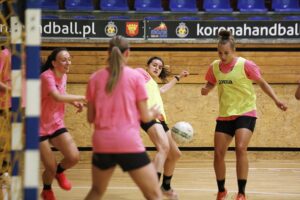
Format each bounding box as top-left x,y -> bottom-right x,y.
176,167 -> 300,170
69,167 -> 300,171
50,186 -> 300,196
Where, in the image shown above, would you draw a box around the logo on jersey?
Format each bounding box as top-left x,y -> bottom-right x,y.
219,80 -> 233,84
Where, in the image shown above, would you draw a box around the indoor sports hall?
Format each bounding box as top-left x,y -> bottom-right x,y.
0,0 -> 300,200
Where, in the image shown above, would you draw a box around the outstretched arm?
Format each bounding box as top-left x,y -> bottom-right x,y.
137,100 -> 161,123
160,70 -> 189,94
256,77 -> 287,111
201,82 -> 215,96
50,90 -> 86,103
295,80 -> 300,100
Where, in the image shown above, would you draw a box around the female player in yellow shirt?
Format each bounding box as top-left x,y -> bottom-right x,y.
136,57 -> 189,200
201,30 -> 287,200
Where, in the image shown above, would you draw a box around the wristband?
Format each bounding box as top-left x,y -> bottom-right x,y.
174,75 -> 180,81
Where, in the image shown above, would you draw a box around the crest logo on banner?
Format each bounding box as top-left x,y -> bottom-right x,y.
176,22 -> 189,38
105,22 -> 118,37
150,22 -> 168,38
126,22 -> 139,37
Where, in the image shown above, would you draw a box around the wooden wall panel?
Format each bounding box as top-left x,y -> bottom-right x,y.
42,50 -> 300,84
65,84 -> 300,148
42,42 -> 300,148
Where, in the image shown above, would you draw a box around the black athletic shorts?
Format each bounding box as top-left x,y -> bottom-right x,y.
92,152 -> 150,172
215,116 -> 256,137
141,120 -> 169,132
39,128 -> 68,142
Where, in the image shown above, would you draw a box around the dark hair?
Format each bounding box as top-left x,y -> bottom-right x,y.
218,30 -> 235,50
41,47 -> 68,73
106,35 -> 129,93
147,56 -> 171,83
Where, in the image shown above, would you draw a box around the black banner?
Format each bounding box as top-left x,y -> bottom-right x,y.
40,19 -> 300,40
145,20 -> 300,39
41,19 -> 144,39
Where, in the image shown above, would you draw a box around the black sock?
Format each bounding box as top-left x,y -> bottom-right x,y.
217,179 -> 225,192
238,179 -> 247,195
161,175 -> 172,191
56,163 -> 65,174
157,172 -> 161,181
43,184 -> 52,190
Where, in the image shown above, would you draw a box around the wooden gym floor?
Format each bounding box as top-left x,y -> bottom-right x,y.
1,151 -> 299,199
46,151 -> 300,200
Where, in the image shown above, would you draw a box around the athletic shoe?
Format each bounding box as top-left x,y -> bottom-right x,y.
235,193 -> 246,200
161,187 -> 179,200
55,172 -> 72,190
216,188 -> 227,200
41,189 -> 56,200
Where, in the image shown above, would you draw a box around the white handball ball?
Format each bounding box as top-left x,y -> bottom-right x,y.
171,121 -> 194,143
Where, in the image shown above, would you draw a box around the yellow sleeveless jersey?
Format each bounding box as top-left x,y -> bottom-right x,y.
146,78 -> 167,122
212,57 -> 256,117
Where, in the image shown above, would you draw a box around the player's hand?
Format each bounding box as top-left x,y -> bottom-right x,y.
149,104 -> 161,119
275,100 -> 287,111
73,101 -> 85,113
180,70 -> 189,78
201,82 -> 215,95
201,87 -> 210,95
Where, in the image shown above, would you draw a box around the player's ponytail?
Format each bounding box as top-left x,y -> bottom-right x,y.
218,30 -> 235,50
106,35 -> 129,93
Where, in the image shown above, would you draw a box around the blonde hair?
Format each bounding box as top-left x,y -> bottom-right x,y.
218,30 -> 235,50
106,35 -> 129,93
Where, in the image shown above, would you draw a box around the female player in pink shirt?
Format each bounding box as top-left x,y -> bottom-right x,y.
0,46 -> 11,177
201,31 -> 287,200
0,46 -> 11,109
40,47 -> 86,200
84,36 -> 162,200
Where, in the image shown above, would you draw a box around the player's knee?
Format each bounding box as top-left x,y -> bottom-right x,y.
235,144 -> 247,156
169,148 -> 181,161
143,188 -> 162,200
67,152 -> 80,166
214,148 -> 226,160
157,142 -> 170,156
174,149 -> 182,160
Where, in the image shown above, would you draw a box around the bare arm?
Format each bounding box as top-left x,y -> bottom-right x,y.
295,81 -> 300,100
137,100 -> 161,123
201,82 -> 215,95
256,77 -> 287,111
87,102 -> 95,123
49,90 -> 85,103
160,70 -> 189,94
